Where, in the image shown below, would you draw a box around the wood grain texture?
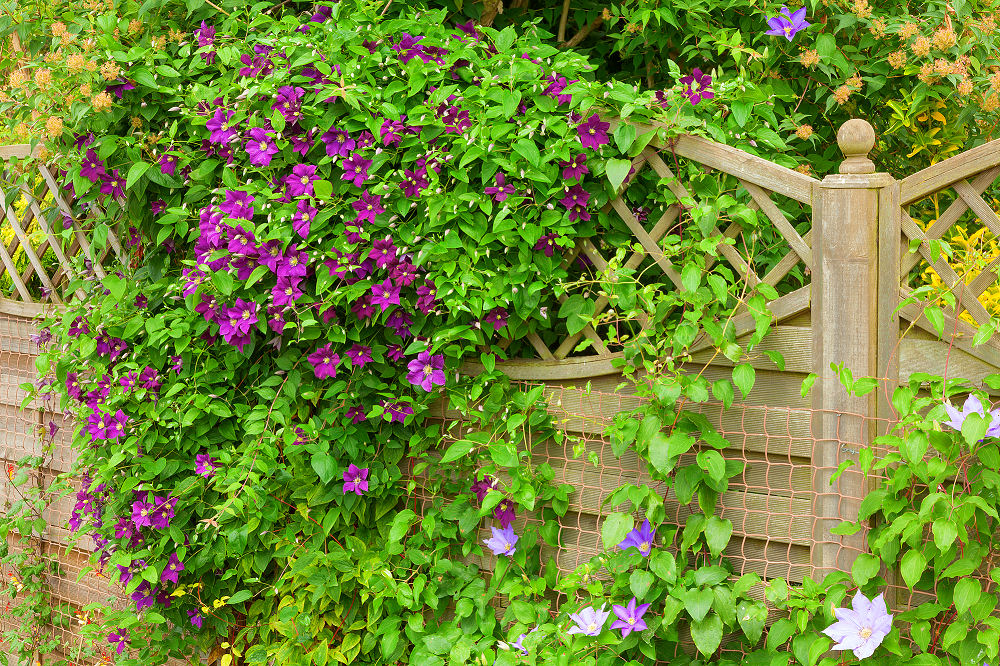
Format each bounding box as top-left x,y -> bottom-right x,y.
899,137 -> 1000,204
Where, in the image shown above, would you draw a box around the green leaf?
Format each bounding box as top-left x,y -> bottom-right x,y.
681,262 -> 701,292
689,613 -> 723,655
901,431 -> 929,464
851,552 -> 880,586
954,577 -> 981,615
801,372 -> 818,398
103,274 -> 126,302
227,590 -> 252,605
439,439 -> 477,464
704,516 -> 733,557
649,549 -> 676,583
683,587 -> 714,623
732,364 -> 755,398
629,569 -> 654,599
601,512 -> 633,550
730,101 -> 752,127
489,440 -> 519,468
126,161 -> 151,190
924,305 -> 945,337
961,412 -> 988,448
388,509 -> 417,551
736,600 -> 767,645
313,179 -> 333,200
648,431 -> 694,475
605,158 -> 632,191
932,518 -> 958,553
900,549 -> 927,588
614,123 -> 636,153
766,618 -> 795,650
696,450 -> 726,482
513,138 -> 540,168
310,453 -> 336,483
910,620 -> 931,652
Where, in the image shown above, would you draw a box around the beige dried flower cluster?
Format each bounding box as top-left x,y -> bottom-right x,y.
888,50 -> 906,69
799,49 -> 819,68
932,27 -> 957,50
44,116 -> 63,138
795,124 -> 813,140
100,61 -> 121,81
851,0 -> 871,19
92,91 -> 113,112
912,35 -> 931,56
898,22 -> 919,39
870,18 -> 886,38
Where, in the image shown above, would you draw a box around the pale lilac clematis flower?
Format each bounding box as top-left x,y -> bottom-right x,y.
610,597 -> 650,638
942,394 -> 1000,436
567,605 -> 611,637
617,519 -> 655,556
482,525 -> 518,556
765,5 -> 810,40
822,591 -> 892,659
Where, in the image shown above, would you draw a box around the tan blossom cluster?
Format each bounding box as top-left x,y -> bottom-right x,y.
51,22 -> 68,38
846,74 -> 863,89
8,70 -> 27,88
912,35 -> 931,56
979,16 -> 996,35
100,61 -> 120,81
67,53 -> 86,73
932,27 -> 957,50
92,91 -> 112,112
799,49 -> 819,67
43,50 -> 60,63
150,35 -> 166,50
45,116 -> 63,138
30,110 -> 41,122
34,68 -> 52,87
852,0 -> 871,19
958,78 -> 974,96
601,7 -> 611,20
990,70 -> 1000,91
794,164 -> 814,176
888,50 -> 906,68
833,85 -> 852,105
128,19 -> 142,34
80,83 -> 91,97
625,22 -> 641,33
81,38 -> 96,52
983,93 -> 999,112
796,124 -> 813,140
918,62 -> 937,83
870,18 -> 886,37
130,116 -> 143,129
36,146 -> 50,161
898,22 -> 918,39
169,28 -> 184,42
14,123 -> 30,140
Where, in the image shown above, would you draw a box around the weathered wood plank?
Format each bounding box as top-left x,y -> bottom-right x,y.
899,137 -> 1000,205
897,298 -> 1000,370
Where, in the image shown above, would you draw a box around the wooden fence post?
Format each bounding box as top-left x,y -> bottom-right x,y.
811,119 -> 895,579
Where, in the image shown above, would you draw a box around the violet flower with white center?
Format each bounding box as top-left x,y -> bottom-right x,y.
822,591 -> 892,659
482,525 -> 518,556
406,351 -> 446,392
245,127 -> 279,166
567,605 -> 611,637
618,518 -> 655,556
343,463 -> 369,495
610,597 -> 650,638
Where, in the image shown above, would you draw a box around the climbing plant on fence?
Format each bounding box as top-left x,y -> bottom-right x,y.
1,1 -> 1000,666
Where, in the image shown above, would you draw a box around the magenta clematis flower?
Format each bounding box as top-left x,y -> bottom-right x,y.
765,5 -> 811,40
483,525 -> 518,556
100,169 -> 125,199
219,190 -> 254,221
485,173 -> 516,202
132,500 -> 153,529
680,68 -> 714,105
341,154 -> 372,188
159,153 -> 178,176
493,498 -> 516,528
188,610 -> 203,629
343,464 -> 369,495
346,406 -> 367,423
308,344 -> 340,379
205,109 -> 238,144
161,553 -> 184,585
406,351 -> 446,392
80,149 -> 107,182
321,127 -> 355,157
822,592 -> 892,659
245,127 -> 279,166
286,164 -> 319,197
346,344 -> 373,368
369,237 -> 397,268
292,200 -> 317,239
577,114 -> 610,151
195,453 -> 218,478
560,153 -> 589,181
610,597 -> 650,638
534,233 -> 560,258
108,630 -> 129,655
370,279 -> 401,312
352,191 -> 384,225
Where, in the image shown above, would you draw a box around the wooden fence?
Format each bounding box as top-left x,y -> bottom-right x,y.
3,118 -> 1000,663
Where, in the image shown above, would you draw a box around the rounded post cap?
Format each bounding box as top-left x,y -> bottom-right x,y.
837,119 -> 876,174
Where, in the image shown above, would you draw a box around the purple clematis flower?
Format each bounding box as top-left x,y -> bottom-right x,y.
342,154 -> 372,188
293,200 -> 317,239
618,519 -> 655,556
483,525 -> 518,556
765,5 -> 810,40
188,610 -> 203,629
206,109 -> 238,144
485,173 -> 516,202
568,605 -> 611,637
321,127 -> 355,157
822,591 -> 893,659
108,630 -> 129,655
245,127 -> 279,166
406,351 -> 446,392
942,394 -> 1000,436
353,191 -> 384,225
308,344 -> 340,379
560,153 -> 589,181
370,279 -> 401,312
346,344 -> 373,368
219,190 -> 254,221
611,597 -> 650,638
680,68 -> 714,105
195,453 -> 218,478
577,114 -> 610,151
287,164 -> 319,197
343,463 -> 369,495
161,553 -> 184,585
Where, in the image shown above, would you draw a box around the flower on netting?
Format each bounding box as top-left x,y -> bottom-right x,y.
611,597 -> 650,638
188,610 -> 203,629
343,463 -> 369,495
68,316 -> 90,338
308,344 -> 340,380
471,475 -> 497,503
66,372 -> 83,400
245,127 -> 278,167
942,394 -> 1000,435
822,591 -> 892,659
765,6 -> 810,41
680,68 -> 714,105
407,351 -> 446,392
108,630 -> 129,655
567,605 -> 611,636
277,244 -> 310,279
416,281 -> 437,314
618,519 -> 655,556
161,553 -> 184,585
290,129 -> 315,156
493,498 -> 516,528
483,525 -> 518,556
195,453 -> 218,478
577,114 -> 610,151
485,172 -> 516,202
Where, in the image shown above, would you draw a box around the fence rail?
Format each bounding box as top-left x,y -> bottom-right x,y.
3,118 -> 1000,663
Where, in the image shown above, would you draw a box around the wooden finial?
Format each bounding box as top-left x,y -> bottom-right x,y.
837,119 -> 876,174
